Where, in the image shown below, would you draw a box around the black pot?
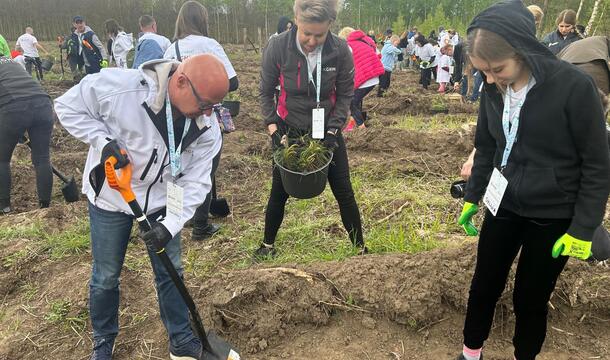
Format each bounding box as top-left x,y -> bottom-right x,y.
222,100 -> 240,117
41,58 -> 54,72
274,153 -> 333,199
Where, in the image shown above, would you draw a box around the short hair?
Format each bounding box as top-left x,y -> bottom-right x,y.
139,15 -> 156,29
338,27 -> 355,39
556,9 -> 576,26
389,34 -> 400,43
293,0 -> 339,23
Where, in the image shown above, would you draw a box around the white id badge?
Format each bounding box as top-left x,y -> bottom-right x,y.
166,182 -> 184,219
483,168 -> 508,216
312,108 -> 325,139
449,65 -> 455,74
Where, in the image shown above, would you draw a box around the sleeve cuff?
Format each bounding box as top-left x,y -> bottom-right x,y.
567,221 -> 597,242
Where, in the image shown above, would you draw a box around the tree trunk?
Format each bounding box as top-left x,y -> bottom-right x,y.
586,0 -> 602,35
576,0 -> 585,20
540,0 -> 550,35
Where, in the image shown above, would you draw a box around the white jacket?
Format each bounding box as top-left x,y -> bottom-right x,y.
54,59 -> 221,236
111,31 -> 134,68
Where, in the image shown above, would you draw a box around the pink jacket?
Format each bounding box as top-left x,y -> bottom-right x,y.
347,30 -> 385,89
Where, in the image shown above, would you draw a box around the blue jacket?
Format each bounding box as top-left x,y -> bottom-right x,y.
381,41 -> 402,71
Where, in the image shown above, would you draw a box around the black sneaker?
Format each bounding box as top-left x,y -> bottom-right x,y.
191,223 -> 221,241
170,337 -> 201,360
90,338 -> 114,360
39,200 -> 50,209
253,244 -> 277,261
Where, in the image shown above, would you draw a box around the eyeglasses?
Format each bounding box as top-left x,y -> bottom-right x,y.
182,73 -> 219,112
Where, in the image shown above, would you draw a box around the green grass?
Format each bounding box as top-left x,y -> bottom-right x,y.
394,114 -> 476,132
45,299 -> 88,330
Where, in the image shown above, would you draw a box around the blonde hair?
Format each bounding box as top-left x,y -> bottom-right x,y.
293,0 -> 339,23
338,27 -> 355,39
527,5 -> 544,24
389,34 -> 400,43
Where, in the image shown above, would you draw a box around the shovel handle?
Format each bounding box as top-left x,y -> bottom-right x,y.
104,152 -> 135,203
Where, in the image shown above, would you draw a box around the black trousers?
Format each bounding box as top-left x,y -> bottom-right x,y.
377,70 -> 392,96
421,67 -> 432,89
0,97 -> 54,207
24,56 -> 43,80
264,129 -> 363,247
350,85 -> 375,126
192,141 -> 222,227
463,208 -> 570,360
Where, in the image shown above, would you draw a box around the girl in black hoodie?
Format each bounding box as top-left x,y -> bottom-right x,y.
455,1 -> 609,360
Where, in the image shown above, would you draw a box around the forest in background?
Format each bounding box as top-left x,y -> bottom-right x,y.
0,0 -> 608,43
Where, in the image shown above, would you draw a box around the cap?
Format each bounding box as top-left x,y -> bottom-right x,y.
73,15 -> 84,23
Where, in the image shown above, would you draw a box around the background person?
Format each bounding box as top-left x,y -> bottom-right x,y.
0,34 -> 10,57
72,15 -> 108,75
456,2 -> 609,360
257,0 -> 366,259
542,9 -> 580,55
104,19 -> 134,68
0,55 -> 54,214
16,27 -> 48,80
132,15 -> 171,68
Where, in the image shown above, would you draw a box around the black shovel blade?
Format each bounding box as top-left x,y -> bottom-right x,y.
209,198 -> 230,217
201,330 -> 241,360
61,176 -> 80,203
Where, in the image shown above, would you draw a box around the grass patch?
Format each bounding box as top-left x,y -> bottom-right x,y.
45,299 -> 88,330
45,219 -> 90,259
394,114 -> 475,132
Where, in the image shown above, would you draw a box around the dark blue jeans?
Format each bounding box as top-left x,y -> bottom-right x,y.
88,202 -> 194,347
470,71 -> 483,101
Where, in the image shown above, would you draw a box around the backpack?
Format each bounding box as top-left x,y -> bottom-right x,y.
132,38 -> 164,69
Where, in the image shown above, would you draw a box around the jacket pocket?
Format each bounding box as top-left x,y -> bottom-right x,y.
140,147 -> 158,181
518,167 -> 572,207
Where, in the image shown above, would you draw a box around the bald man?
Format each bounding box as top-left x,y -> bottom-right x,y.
54,54 -> 228,360
16,27 -> 48,80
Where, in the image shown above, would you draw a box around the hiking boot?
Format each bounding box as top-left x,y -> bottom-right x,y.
170,337 -> 201,360
191,223 -> 220,241
253,243 -> 277,261
90,338 -> 114,360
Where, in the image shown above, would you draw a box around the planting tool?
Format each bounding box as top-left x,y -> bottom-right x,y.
57,37 -> 65,80
22,137 -> 79,203
104,152 -> 240,360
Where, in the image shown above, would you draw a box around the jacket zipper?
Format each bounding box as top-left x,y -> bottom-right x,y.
139,147 -> 158,181
143,151 -> 168,214
297,61 -> 301,89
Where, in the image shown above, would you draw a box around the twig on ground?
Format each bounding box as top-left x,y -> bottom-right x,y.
416,317 -> 448,333
375,200 -> 410,224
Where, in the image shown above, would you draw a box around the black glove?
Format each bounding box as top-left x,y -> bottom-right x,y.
142,222 -> 173,253
323,129 -> 339,152
429,55 -> 436,64
270,131 -> 283,151
101,139 -> 129,169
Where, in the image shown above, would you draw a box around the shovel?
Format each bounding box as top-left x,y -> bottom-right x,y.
104,152 -> 240,360
22,137 -> 79,203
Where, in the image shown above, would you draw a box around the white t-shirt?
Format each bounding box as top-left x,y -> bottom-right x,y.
163,35 -> 236,78
508,78 -> 536,125
139,32 -> 171,53
418,43 -> 435,62
16,33 -> 39,57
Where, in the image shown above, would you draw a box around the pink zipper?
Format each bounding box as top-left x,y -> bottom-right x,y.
297,61 -> 301,89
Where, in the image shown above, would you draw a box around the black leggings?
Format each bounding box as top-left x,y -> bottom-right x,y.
24,56 -> 43,80
421,67 -> 432,89
377,71 -> 392,96
463,208 -> 570,360
192,143 -> 222,227
351,85 -> 375,126
264,129 -> 363,247
0,97 -> 54,207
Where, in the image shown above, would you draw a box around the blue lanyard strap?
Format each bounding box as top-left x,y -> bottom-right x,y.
306,49 -> 322,107
500,77 -> 533,170
165,92 -> 191,177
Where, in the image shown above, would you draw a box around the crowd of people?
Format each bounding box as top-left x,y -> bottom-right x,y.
0,0 -> 609,360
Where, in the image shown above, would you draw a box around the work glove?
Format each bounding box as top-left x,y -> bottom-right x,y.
323,129 -> 339,152
457,202 -> 479,236
270,131 -> 283,151
552,233 -> 591,260
420,60 -> 430,69
142,222 -> 173,253
100,59 -> 108,68
101,139 -> 129,169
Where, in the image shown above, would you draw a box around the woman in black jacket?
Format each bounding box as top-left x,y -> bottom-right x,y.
455,1 -> 609,360
541,9 -> 581,55
256,0 -> 365,259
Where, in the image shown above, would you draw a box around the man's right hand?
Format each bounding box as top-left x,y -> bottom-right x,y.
101,139 -> 129,169
458,202 -> 479,236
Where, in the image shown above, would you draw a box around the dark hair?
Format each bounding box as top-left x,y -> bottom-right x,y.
276,16 -> 293,34
174,0 -> 209,40
415,35 -> 428,46
556,9 -> 577,26
139,15 -> 156,29
104,19 -> 123,37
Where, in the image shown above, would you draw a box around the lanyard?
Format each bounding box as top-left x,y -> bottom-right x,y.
165,92 -> 191,177
500,77 -> 533,170
306,49 -> 322,107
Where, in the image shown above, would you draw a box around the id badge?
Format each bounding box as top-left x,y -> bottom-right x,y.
312,108 -> 325,139
483,168 -> 508,216
449,65 -> 455,74
166,182 -> 184,219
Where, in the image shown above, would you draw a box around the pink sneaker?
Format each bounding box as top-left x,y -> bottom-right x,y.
438,84 -> 446,93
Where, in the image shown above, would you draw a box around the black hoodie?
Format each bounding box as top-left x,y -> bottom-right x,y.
464,0 -> 610,241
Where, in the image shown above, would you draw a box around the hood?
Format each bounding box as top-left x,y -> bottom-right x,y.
139,59 -> 180,114
347,30 -> 368,42
467,0 -> 556,86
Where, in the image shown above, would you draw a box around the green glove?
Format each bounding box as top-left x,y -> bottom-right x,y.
552,233 -> 591,260
100,59 -> 108,68
458,202 -> 479,236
